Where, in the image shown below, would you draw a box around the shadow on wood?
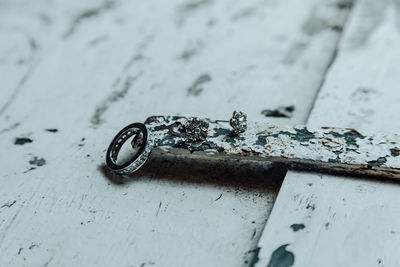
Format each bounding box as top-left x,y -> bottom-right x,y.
100,153 -> 286,192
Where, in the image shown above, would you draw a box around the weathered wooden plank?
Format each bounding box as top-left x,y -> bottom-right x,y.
135,115 -> 400,179
0,0 -> 352,266
0,1 -> 89,116
255,1 -> 400,266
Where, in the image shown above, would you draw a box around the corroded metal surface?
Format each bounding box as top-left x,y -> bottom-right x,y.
145,116 -> 400,179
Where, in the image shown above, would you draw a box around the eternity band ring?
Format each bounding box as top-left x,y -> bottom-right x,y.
105,122 -> 153,174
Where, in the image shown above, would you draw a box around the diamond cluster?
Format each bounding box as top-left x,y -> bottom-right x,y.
229,110 -> 247,135
184,117 -> 209,142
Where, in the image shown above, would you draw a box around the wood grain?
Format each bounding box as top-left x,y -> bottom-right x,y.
0,0 -> 352,266
255,0 -> 400,266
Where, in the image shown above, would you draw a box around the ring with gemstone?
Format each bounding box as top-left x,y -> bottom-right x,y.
184,117 -> 209,143
105,122 -> 153,174
229,110 -> 247,135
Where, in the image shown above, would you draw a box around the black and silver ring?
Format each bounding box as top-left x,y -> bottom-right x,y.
106,123 -> 153,174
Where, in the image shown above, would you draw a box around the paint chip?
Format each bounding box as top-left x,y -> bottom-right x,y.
390,148 -> 400,157
29,156 -> 46,167
367,157 -> 387,168
267,244 -> 295,267
187,74 -> 212,96
290,223 -> 305,232
14,137 -> 33,145
261,106 -> 295,118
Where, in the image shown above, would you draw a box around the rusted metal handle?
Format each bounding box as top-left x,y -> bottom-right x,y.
144,116 -> 400,179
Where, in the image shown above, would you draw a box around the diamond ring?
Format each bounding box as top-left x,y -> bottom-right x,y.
105,123 -> 153,174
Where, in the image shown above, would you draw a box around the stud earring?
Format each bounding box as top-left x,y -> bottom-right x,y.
184,117 -> 209,143
229,110 -> 247,135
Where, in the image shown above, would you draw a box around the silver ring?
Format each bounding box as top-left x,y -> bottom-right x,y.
229,110 -> 247,135
106,123 -> 153,174
184,117 -> 209,143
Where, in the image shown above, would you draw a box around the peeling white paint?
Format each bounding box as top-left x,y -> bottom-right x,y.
146,116 -> 400,178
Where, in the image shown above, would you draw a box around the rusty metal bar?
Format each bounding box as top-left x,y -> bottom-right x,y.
144,116 -> 400,179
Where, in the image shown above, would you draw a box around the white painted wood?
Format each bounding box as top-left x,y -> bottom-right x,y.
0,0 -> 350,266
255,1 -> 400,266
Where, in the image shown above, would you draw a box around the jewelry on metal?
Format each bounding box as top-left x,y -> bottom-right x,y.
229,110 -> 247,135
184,117 -> 209,142
106,122 -> 153,174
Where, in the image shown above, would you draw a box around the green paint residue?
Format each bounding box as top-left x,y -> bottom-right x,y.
211,127 -> 246,147
328,130 -> 365,147
255,128 -> 315,147
212,128 -> 231,137
267,244 -> 295,267
367,157 -> 387,168
171,115 -> 186,121
185,141 -> 217,152
255,135 -> 268,147
290,224 -> 305,232
291,128 -> 315,142
14,137 -> 33,145
327,150 -> 342,164
328,158 -> 339,163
